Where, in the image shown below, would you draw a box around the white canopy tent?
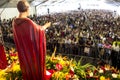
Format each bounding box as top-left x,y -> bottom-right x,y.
35,0 -> 120,16
0,0 -> 120,19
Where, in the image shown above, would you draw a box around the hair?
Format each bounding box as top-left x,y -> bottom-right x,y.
17,0 -> 29,12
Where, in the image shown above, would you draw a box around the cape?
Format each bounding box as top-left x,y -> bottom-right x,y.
13,18 -> 46,80
0,45 -> 8,69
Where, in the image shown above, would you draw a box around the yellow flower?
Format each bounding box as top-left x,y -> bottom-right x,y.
59,60 -> 64,64
0,70 -> 7,78
13,56 -> 18,60
6,54 -> 9,57
0,77 -> 6,80
12,64 -> 21,72
100,76 -> 105,80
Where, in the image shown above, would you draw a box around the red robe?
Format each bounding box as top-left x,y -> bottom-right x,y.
13,18 -> 46,80
0,45 -> 8,69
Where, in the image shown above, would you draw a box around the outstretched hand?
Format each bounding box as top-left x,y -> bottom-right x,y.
43,22 -> 51,30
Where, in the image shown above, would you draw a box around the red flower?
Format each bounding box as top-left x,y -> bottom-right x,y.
69,67 -> 74,77
9,53 -> 18,57
56,63 -> 63,71
10,53 -> 13,56
47,69 -> 55,74
94,70 -> 98,75
100,66 -> 105,71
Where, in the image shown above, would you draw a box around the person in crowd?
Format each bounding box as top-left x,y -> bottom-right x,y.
78,37 -> 85,55
103,41 -> 112,63
12,0 -> 51,80
111,41 -> 120,69
84,37 -> 93,56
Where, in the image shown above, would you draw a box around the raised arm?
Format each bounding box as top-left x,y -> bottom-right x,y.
42,22 -> 51,30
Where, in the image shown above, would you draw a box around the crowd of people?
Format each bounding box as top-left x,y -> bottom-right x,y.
0,9 -> 120,69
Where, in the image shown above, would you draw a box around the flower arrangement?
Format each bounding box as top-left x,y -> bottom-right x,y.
6,48 -> 18,65
95,65 -> 120,80
0,47 -> 120,80
0,61 -> 22,80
